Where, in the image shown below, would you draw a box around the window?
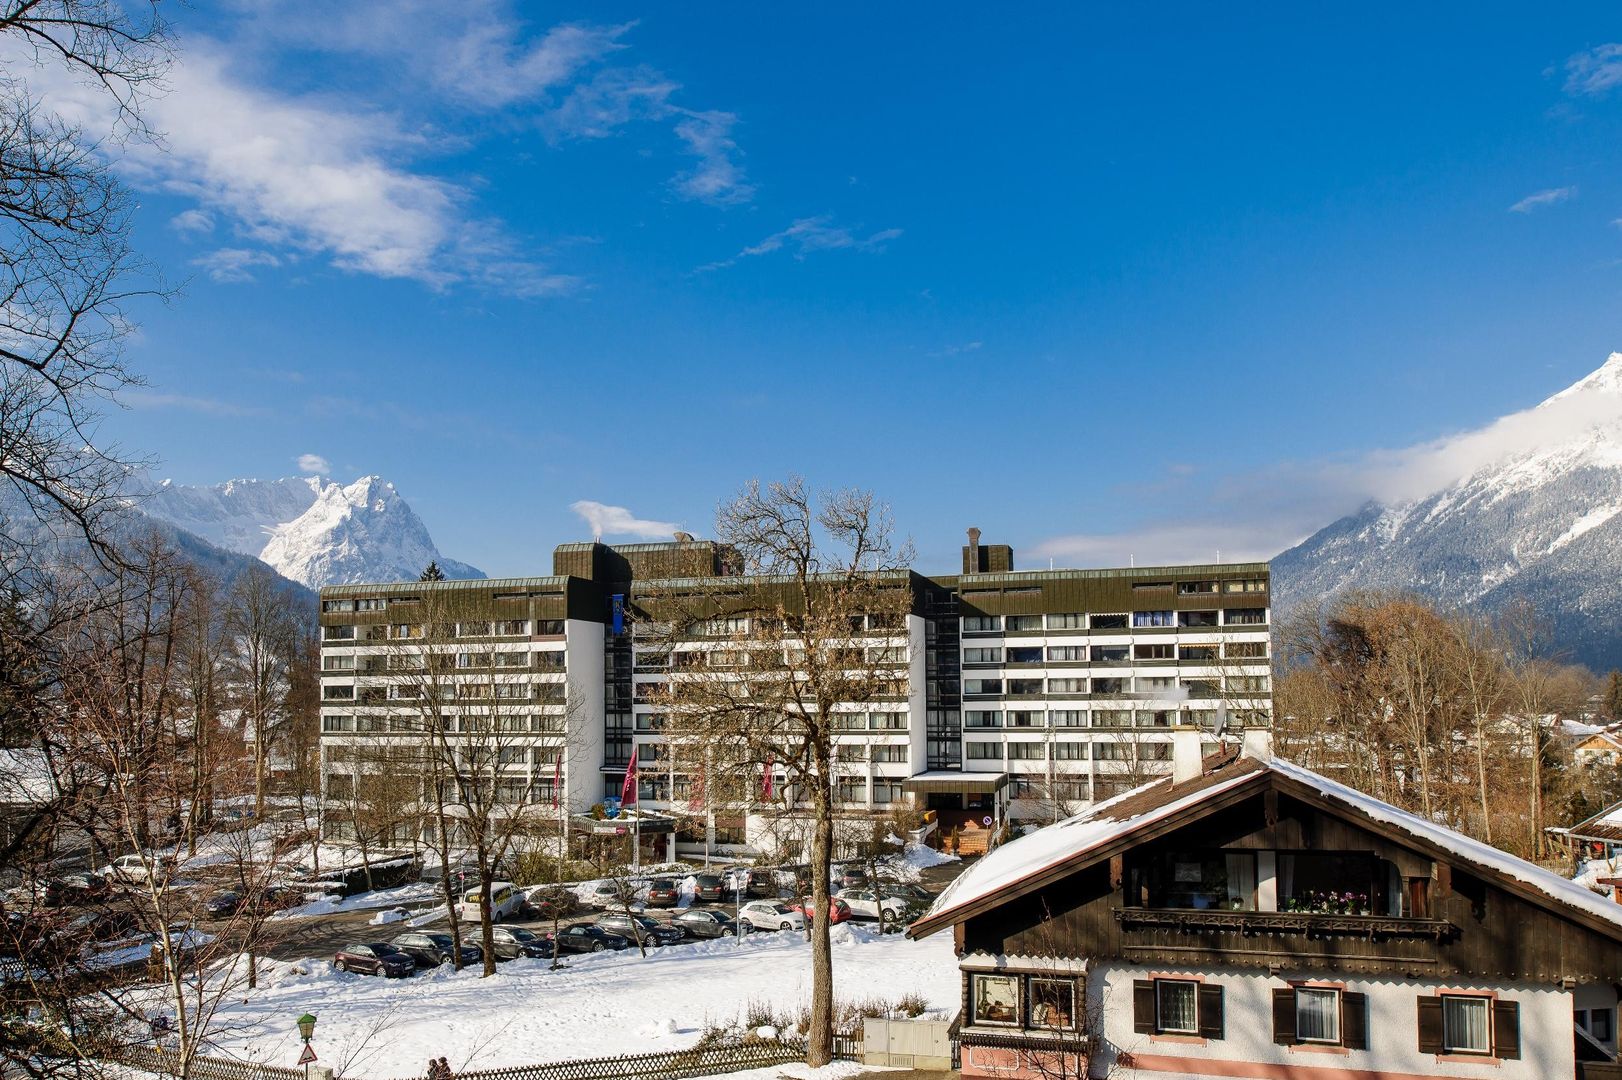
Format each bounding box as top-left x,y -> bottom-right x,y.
1133,581 -> 1173,593
1178,581 -> 1217,595
355,598 -> 385,611
1091,645 -> 1129,663
1053,740 -> 1088,760
871,744 -> 907,763
1030,979 -> 1075,1030
321,715 -> 355,732
322,685 -> 354,701
869,712 -> 906,730
1136,676 -> 1176,694
1178,610 -> 1218,628
322,655 -> 355,671
1090,613 -> 1128,629
1005,615 -> 1043,632
964,679 -> 1003,695
1007,710 -> 1041,727
1007,742 -> 1043,760
972,974 -> 1019,1026
1093,677 -> 1126,695
1442,996 -> 1490,1054
965,710 -> 1003,728
1048,678 -> 1087,693
1224,608 -> 1267,626
966,741 -> 1002,760
321,599 -> 355,613
1295,988 -> 1340,1043
1007,678 -> 1043,695
873,781 -> 903,805
1223,578 -> 1267,593
1133,610 -> 1174,628
1156,980 -> 1198,1034
1227,675 -> 1270,693
1138,742 -> 1172,760
323,625 -> 356,641
1179,644 -> 1218,661
1225,641 -> 1268,659
964,647 -> 1004,664
1051,710 -> 1088,727
1134,643 -> 1174,660
1093,741 -> 1127,760
1047,613 -> 1085,630
962,616 -> 1002,633
1048,646 -> 1087,662
1007,646 -> 1043,664
1093,709 -> 1132,727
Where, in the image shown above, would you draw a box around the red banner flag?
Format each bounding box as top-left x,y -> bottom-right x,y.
552,754 -> 562,810
762,753 -> 774,800
621,746 -> 639,805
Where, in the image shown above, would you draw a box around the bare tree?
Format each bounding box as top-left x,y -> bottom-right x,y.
222,566 -> 298,819
654,477 -> 913,1066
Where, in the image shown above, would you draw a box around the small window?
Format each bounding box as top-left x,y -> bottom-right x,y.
1178,581 -> 1217,595
1007,646 -> 1043,664
1047,613 -> 1085,629
1594,1008 -> 1615,1043
1090,613 -> 1128,630
1030,978 -> 1075,1030
972,974 -> 1019,1026
1005,615 -> 1043,632
1442,996 -> 1490,1054
962,616 -> 1002,633
1133,610 -> 1175,628
1156,980 -> 1199,1034
1296,988 -> 1341,1043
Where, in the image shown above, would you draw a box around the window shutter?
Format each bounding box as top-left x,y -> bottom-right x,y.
1197,984 -> 1224,1040
1133,980 -> 1156,1034
1272,988 -> 1297,1045
1417,997 -> 1444,1054
1341,992 -> 1368,1051
1492,1001 -> 1520,1060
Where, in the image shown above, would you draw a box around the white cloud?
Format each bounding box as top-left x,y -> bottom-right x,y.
672,109 -> 753,205
699,216 -> 903,271
929,340 -> 984,358
297,453 -> 331,475
192,247 -> 281,283
1565,44 -> 1622,97
123,390 -> 264,417
1509,186 -> 1576,213
570,500 -> 679,540
170,208 -> 216,237
1032,354 -> 1622,564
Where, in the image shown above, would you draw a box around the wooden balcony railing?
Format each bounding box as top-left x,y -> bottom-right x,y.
1115,907 -> 1457,942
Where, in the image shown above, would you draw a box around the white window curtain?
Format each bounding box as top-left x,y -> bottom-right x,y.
1443,996 -> 1490,1052
1156,981 -> 1198,1033
1295,988 -> 1341,1043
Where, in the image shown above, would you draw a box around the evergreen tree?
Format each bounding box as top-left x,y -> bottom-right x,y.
420,561 -> 446,582
1605,670 -> 1622,724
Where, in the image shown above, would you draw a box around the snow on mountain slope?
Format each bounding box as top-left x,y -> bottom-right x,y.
142,476 -> 483,588
1274,354 -> 1622,671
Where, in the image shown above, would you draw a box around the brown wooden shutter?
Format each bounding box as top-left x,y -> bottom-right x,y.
1197,984 -> 1224,1040
1341,992 -> 1368,1051
1492,1000 -> 1520,1060
1133,980 -> 1156,1034
1417,997 -> 1444,1054
1272,988 -> 1297,1045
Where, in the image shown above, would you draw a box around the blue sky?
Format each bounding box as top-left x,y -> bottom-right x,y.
49,4 -> 1622,576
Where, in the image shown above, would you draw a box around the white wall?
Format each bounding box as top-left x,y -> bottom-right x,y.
562,618 -> 606,814
1090,962 -> 1577,1080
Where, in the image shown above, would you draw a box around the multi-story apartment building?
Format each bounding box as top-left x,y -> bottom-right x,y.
316,532 -> 1271,859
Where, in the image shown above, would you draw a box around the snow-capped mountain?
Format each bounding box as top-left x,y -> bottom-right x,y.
140,475 -> 483,589
1274,354 -> 1622,671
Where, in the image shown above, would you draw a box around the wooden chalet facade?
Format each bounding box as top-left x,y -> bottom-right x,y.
909,730 -> 1622,1080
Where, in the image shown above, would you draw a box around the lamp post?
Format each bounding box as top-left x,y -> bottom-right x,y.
296,1013 -> 318,1080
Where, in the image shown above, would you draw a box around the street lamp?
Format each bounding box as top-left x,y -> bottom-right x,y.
296,1014 -> 317,1043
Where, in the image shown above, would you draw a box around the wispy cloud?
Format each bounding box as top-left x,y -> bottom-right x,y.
124,390 -> 265,417
1509,186 -> 1576,213
928,340 -> 984,358
192,247 -> 282,283
699,216 -> 902,271
671,109 -> 752,205
296,453 -> 331,475
1032,354 -> 1622,566
170,209 -> 215,237
1565,44 -> 1622,97
570,500 -> 679,540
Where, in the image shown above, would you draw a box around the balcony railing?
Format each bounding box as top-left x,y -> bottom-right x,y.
1114,907 -> 1457,942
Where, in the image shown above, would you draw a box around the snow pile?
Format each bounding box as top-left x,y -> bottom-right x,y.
883,842 -> 959,880
186,922 -> 958,1077
369,908 -> 409,926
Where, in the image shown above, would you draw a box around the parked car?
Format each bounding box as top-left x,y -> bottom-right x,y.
98,853 -> 171,886
42,873 -> 111,907
673,909 -> 748,939
456,881 -> 526,923
745,870 -> 780,899
879,883 -> 932,904
60,909 -> 140,945
597,912 -> 684,947
390,931 -> 483,968
489,926 -> 554,960
333,942 -> 415,978
837,866 -> 869,890
526,886 -> 578,919
586,881 -> 641,911
547,924 -> 630,954
261,885 -> 312,912
836,888 -> 908,921
644,878 -> 680,907
0,911 -> 54,958
203,892 -> 244,919
792,896 -> 852,925
738,901 -> 805,932
692,874 -> 728,902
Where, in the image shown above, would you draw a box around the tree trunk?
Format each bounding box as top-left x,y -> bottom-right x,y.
806,787 -> 835,1067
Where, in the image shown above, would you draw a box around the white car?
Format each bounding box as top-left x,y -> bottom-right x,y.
738,901 -> 806,932
836,888 -> 908,921
457,881 -> 526,923
98,853 -> 169,885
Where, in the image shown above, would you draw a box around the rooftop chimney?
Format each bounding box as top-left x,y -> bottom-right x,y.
1241,726 -> 1274,763
965,527 -> 982,575
1172,725 -> 1204,785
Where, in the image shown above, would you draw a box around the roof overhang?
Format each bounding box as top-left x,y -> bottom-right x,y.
904,771 -> 1010,795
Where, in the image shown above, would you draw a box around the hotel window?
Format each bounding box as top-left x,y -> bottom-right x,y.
1048,646 -> 1087,662
1224,608 -> 1267,626
1005,615 -> 1043,632
872,745 -> 907,763
835,713 -> 867,730
323,625 -> 356,641
1134,978 -> 1226,1039
1223,578 -> 1268,593
1179,644 -> 1219,661
1272,987 -> 1368,1050
1007,710 -> 1041,727
355,598 -> 385,611
1048,678 -> 1087,693
535,619 -> 565,635
1093,741 -> 1127,760
321,715 -> 356,732
835,779 -> 865,804
972,974 -> 1019,1026
1093,677 -> 1126,695
966,741 -> 1002,760
1134,643 -> 1174,660
964,647 -> 1004,663
1052,740 -> 1088,760
321,599 -> 355,613
1047,613 -> 1085,630
873,781 -> 903,805
1177,581 -> 1217,595
322,685 -> 354,701
1007,742 -> 1043,760
1007,646 -> 1043,663
1133,610 -> 1175,628
1093,710 -> 1132,727
495,620 -> 528,635
1090,613 -> 1128,630
1138,742 -> 1172,760
1227,675 -> 1270,693
962,616 -> 1002,633
1225,641 -> 1268,659
1008,679 -> 1043,695
1091,645 -> 1129,662
870,712 -> 906,730
1137,709 -> 1175,728
964,679 -> 1003,695
1136,676 -> 1176,694
1051,710 -> 1088,727
965,710 -> 1003,729
1178,610 -> 1218,628
322,655 -> 355,671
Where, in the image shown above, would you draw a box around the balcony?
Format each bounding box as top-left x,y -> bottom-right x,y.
1114,907 -> 1457,942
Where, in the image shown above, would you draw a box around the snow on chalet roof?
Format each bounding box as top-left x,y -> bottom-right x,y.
914,753 -> 1622,937
1569,799 -> 1622,844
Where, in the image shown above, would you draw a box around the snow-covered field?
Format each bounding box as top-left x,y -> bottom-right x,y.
192,923 -> 957,1078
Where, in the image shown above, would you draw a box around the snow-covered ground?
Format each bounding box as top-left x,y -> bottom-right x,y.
188,924 -> 957,1078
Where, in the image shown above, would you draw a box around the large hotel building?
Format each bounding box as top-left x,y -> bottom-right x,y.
316,532 -> 1271,859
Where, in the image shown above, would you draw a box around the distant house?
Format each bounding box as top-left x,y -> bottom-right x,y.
1573,729 -> 1622,769
1568,800 -> 1622,865
908,729 -> 1622,1080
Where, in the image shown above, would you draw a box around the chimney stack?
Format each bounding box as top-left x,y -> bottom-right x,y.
1241,726 -> 1274,762
1172,725 -> 1204,785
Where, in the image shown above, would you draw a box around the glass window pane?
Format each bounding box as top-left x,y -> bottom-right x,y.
1030,979 -> 1075,1030
973,975 -> 1019,1026
1156,980 -> 1198,1034
1296,988 -> 1341,1043
1442,996 -> 1490,1053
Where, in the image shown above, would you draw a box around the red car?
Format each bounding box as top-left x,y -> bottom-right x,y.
793,897 -> 851,925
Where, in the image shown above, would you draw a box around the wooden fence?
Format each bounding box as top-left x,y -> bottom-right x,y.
120,1048 -> 306,1080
